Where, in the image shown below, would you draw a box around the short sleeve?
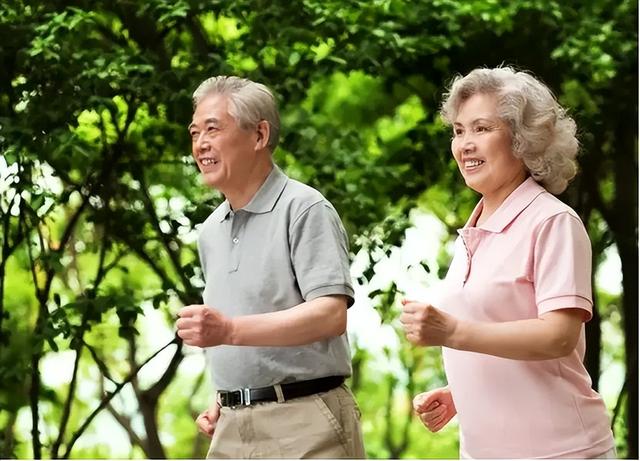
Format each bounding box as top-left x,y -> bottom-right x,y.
533,212 -> 593,320
289,201 -> 355,307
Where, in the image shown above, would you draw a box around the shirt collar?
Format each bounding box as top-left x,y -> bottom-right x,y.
218,165 -> 288,222
463,176 -> 547,233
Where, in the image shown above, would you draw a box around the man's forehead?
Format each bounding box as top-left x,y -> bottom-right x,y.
190,95 -> 230,126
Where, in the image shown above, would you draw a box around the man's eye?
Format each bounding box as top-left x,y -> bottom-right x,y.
190,131 -> 198,138
476,126 -> 488,132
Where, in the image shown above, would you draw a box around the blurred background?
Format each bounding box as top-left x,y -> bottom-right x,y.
0,0 -> 637,458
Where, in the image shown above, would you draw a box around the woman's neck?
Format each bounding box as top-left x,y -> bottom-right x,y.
476,174 -> 528,226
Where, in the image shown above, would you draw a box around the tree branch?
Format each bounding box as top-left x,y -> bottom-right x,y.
185,13 -> 212,57
611,372 -> 628,433
51,345 -> 83,458
127,336 -> 143,402
106,403 -> 147,452
135,170 -> 192,293
83,339 -> 118,386
97,366 -> 148,454
29,351 -> 42,459
383,374 -> 397,457
0,191 -> 25,336
62,337 -> 179,459
145,340 -> 184,402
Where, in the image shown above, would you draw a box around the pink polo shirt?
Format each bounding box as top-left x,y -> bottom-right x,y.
437,177 -> 614,459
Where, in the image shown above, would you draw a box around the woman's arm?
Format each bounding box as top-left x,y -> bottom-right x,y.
400,301 -> 584,360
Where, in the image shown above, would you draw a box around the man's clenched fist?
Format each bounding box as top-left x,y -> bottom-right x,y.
176,305 -> 234,347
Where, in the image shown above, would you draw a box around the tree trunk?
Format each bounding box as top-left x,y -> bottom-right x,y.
611,93 -> 638,458
139,395 -> 166,459
29,351 -> 42,459
584,272 -> 601,391
619,241 -> 638,458
596,92 -> 635,457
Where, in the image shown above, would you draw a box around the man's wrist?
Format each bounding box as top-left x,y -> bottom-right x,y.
225,317 -> 238,345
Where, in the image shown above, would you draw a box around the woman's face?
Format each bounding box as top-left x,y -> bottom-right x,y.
451,93 -> 527,200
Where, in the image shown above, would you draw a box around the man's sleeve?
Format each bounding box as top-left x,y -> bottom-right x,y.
533,212 -> 593,320
289,201 -> 355,307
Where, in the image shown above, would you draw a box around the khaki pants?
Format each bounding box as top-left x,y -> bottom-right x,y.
206,384 -> 365,459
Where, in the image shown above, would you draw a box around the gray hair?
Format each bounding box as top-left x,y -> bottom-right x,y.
192,76 -> 280,151
441,66 -> 579,194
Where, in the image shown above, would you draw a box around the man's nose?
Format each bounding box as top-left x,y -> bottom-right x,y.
195,132 -> 209,152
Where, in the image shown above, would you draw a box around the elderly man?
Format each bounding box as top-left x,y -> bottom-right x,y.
176,76 -> 365,459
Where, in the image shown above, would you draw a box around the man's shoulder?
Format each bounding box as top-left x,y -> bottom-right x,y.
279,177 -> 332,214
281,177 -> 325,202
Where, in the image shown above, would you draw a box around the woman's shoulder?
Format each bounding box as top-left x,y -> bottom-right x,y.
526,189 -> 581,223
518,191 -> 590,245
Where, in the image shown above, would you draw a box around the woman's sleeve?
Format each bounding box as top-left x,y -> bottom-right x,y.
533,212 -> 593,321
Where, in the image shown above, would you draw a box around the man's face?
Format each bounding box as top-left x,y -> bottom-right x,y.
189,93 -> 259,190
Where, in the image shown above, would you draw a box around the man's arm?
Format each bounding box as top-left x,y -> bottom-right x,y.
228,295 -> 347,346
176,295 -> 347,348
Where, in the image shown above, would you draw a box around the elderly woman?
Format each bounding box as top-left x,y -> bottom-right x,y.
400,67 -> 616,459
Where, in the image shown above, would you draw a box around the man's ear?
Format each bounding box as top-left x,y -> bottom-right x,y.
255,120 -> 270,150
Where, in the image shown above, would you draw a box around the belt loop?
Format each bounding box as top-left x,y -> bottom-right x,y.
274,384 -> 285,403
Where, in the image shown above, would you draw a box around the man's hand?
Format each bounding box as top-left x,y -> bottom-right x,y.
413,387 -> 457,432
176,305 -> 234,347
196,402 -> 221,438
399,299 -> 458,347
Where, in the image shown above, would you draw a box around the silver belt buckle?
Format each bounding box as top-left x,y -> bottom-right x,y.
239,388 -> 251,406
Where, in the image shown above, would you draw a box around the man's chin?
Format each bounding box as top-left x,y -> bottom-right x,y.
202,173 -> 222,189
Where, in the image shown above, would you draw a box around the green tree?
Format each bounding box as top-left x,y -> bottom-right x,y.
0,0 -> 636,458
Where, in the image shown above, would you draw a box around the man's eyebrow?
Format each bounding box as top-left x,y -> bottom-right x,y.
188,117 -> 221,132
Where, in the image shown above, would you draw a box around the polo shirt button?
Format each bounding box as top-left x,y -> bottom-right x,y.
232,237 -> 239,244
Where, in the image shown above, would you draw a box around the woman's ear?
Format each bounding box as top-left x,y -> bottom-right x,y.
255,120 -> 270,151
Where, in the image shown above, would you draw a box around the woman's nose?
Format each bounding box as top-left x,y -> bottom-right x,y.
458,136 -> 475,155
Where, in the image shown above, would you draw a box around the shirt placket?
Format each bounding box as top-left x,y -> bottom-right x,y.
228,211 -> 245,273
458,228 -> 482,285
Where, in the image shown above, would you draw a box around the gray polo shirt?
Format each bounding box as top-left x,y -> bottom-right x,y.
197,165 -> 354,390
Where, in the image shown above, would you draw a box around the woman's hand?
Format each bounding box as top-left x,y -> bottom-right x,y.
413,387 -> 457,432
400,300 -> 458,347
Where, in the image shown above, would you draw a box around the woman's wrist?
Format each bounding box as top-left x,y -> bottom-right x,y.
446,317 -> 469,350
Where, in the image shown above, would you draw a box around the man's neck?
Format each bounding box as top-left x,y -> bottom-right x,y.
224,159 -> 274,210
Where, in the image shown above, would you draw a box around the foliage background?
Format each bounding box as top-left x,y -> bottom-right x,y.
0,0 -> 637,458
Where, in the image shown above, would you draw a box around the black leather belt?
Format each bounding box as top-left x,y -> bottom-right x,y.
217,375 -> 345,407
